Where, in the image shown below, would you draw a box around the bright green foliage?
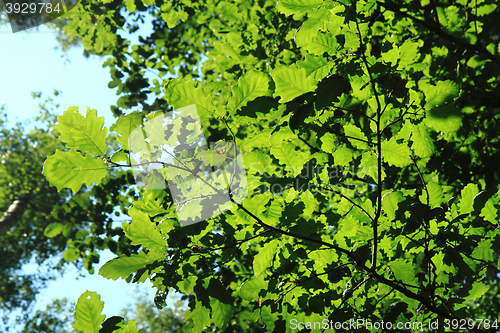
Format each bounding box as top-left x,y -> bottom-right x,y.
43,0 -> 500,331
43,149 -> 107,194
55,107 -> 108,155
73,292 -> 139,333
74,291 -> 106,333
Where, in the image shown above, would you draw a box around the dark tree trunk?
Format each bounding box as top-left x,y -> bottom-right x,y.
0,194 -> 29,235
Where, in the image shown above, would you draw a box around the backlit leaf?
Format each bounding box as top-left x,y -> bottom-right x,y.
43,149 -> 107,194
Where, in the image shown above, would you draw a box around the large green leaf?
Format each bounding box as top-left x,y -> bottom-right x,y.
271,66 -> 317,103
210,297 -> 234,329
123,207 -> 165,251
411,123 -> 435,158
42,149 -> 107,194
296,54 -> 334,80
55,107 -> 108,155
227,71 -> 272,114
239,275 -> 267,300
459,183 -> 480,215
165,78 -> 217,116
253,239 -> 279,276
381,138 -> 412,167
98,251 -> 164,280
270,142 -> 308,177
389,260 -> 416,285
73,291 -> 106,333
276,0 -> 324,18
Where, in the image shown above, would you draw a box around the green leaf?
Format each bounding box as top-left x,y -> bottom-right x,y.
227,71 -> 272,114
320,132 -> 336,154
411,123 -> 435,158
165,78 -> 217,116
332,147 -> 353,167
343,124 -> 369,150
390,260 -> 416,285
55,107 -> 108,155
44,222 -> 63,238
422,80 -> 462,133
276,0 -> 324,18
124,0 -> 136,12
74,291 -> 106,333
270,142 -> 308,177
480,190 -> 500,224
307,33 -> 342,56
63,248 -> 79,262
423,80 -> 458,110
123,207 -> 165,251
110,112 -> 143,150
381,138 -> 412,167
98,251 -> 164,280
459,183 -> 479,215
382,191 -> 404,220
177,275 -> 197,294
419,182 -> 444,208
466,282 -> 489,301
184,302 -> 211,333
253,239 -> 279,276
271,66 -> 318,103
381,43 -> 399,66
239,275 -> 267,300
398,39 -> 420,68
296,54 -> 334,80
210,297 -> 234,329
43,149 -> 107,194
110,150 -> 128,163
471,239 -> 494,262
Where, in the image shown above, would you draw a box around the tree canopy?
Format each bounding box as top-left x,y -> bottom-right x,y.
41,0 -> 500,332
0,92 -> 139,330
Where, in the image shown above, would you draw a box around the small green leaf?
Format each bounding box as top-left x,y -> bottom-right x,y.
43,149 -> 107,194
466,282 -> 489,301
177,276 -> 197,294
332,147 -> 353,167
55,107 -> 108,155
471,239 -> 494,262
111,112 -> 143,150
74,291 -> 105,333
276,0 -> 324,18
44,222 -> 63,238
63,248 -> 79,262
184,302 -> 211,333
110,150 -> 128,163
